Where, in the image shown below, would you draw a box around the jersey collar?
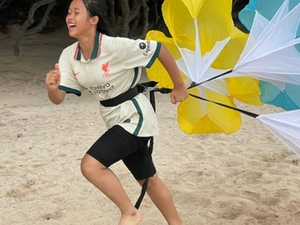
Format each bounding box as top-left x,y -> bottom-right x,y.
73,31 -> 102,61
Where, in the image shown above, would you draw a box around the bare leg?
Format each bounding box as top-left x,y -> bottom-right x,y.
81,154 -> 142,225
138,173 -> 184,225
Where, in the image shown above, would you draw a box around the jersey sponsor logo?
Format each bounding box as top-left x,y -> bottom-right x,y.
102,62 -> 110,77
88,83 -> 115,95
139,41 -> 151,56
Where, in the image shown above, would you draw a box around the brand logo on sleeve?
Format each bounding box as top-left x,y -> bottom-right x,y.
139,41 -> 150,56
139,42 -> 146,49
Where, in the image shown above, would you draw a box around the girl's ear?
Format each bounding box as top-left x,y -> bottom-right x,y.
91,15 -> 99,25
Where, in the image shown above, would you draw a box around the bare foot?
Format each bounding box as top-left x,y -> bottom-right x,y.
119,209 -> 142,225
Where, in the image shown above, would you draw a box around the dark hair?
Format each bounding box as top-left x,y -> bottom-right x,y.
82,0 -> 112,36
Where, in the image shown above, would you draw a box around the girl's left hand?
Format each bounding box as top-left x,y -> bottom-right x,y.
170,83 -> 189,104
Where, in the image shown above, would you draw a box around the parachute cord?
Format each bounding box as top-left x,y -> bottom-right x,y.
188,93 -> 259,118
187,69 -> 233,90
151,85 -> 259,119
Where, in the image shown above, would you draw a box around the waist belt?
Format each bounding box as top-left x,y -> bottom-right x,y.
100,86 -> 139,107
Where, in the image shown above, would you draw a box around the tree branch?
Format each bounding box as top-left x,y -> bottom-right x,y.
14,0 -> 56,56
0,0 -> 8,9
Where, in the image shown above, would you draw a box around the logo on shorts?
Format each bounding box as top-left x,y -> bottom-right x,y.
123,119 -> 131,123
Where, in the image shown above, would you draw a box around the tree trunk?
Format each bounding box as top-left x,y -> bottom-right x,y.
140,0 -> 149,38
106,0 -> 115,25
120,0 -> 130,37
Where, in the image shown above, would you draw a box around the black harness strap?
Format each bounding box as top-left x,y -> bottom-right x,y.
100,86 -> 139,107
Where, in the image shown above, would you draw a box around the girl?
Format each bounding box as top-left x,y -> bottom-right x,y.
45,0 -> 188,224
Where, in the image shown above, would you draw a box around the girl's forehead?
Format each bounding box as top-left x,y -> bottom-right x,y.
69,0 -> 85,9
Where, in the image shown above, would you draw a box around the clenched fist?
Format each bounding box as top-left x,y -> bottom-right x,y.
45,63 -> 61,91
45,63 -> 66,104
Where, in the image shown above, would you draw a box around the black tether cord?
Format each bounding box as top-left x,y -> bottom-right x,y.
134,136 -> 154,209
134,77 -> 259,209
152,83 -> 260,119
188,69 -> 233,90
149,68 -> 260,119
154,87 -> 259,118
189,93 -> 259,118
134,82 -> 157,209
185,69 -> 259,118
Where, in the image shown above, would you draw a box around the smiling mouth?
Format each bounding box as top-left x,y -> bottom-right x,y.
68,24 -> 76,30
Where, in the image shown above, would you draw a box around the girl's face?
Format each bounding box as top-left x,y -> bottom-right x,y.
66,0 -> 97,39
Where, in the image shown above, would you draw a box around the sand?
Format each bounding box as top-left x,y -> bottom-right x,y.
1,27 -> 300,225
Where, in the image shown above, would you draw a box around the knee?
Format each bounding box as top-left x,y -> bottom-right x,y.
137,173 -> 159,189
148,173 -> 159,186
80,154 -> 104,178
80,155 -> 91,178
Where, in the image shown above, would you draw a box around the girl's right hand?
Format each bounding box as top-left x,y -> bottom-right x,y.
45,63 -> 61,91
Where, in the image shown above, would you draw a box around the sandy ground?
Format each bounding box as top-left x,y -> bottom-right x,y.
1,28 -> 300,225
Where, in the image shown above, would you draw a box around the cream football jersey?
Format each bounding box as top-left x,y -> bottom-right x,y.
58,32 -> 161,136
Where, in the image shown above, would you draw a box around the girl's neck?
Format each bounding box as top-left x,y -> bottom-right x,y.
78,31 -> 96,60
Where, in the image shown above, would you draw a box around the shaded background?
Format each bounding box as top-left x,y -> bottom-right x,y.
0,0 -> 250,37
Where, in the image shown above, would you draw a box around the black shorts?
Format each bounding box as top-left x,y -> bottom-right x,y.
86,125 -> 156,180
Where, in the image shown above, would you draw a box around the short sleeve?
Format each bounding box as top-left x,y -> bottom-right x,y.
58,48 -> 84,96
114,37 -> 161,69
